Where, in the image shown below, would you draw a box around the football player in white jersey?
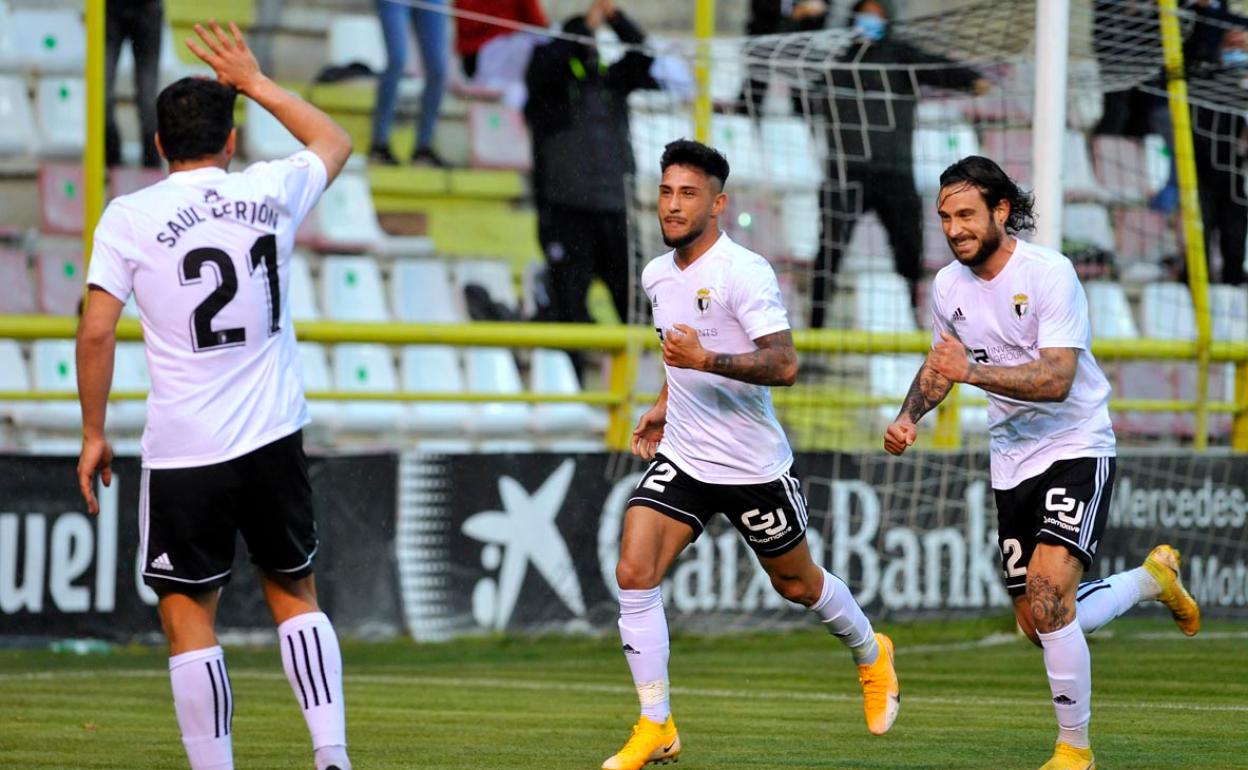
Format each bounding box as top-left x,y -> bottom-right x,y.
884,156 -> 1201,770
601,140 -> 900,770
75,22 -> 354,770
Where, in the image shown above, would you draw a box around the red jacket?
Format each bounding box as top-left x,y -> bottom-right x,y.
455,0 -> 549,56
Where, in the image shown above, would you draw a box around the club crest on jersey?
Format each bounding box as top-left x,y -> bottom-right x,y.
695,288 -> 712,315
1013,293 -> 1029,319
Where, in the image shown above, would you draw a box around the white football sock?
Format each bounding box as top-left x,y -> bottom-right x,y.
810,569 -> 878,665
169,645 -> 234,770
278,612 -> 350,770
1076,568 -> 1152,634
617,587 -> 671,723
1037,620 -> 1092,749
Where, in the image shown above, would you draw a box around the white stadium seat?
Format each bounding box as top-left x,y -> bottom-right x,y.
530,348 -> 607,436
392,260 -> 463,323
309,169 -> 387,253
0,76 -> 36,156
454,259 -> 517,312
331,343 -> 404,433
107,342 -> 149,433
0,1 -> 18,72
400,345 -> 473,434
1083,281 -> 1139,339
14,9 -> 85,74
761,117 -> 822,192
12,339 -> 79,432
710,114 -> 764,187
289,252 -> 320,322
849,271 -> 917,333
1210,284 -> 1248,342
297,342 -> 340,431
326,14 -> 388,74
34,77 -> 85,157
243,96 -> 302,160
912,125 -> 978,193
468,102 -> 532,171
463,347 -> 530,436
1140,282 -> 1196,340
1063,203 -> 1115,252
0,339 -> 28,427
779,191 -> 820,262
0,247 -> 36,314
321,255 -> 390,322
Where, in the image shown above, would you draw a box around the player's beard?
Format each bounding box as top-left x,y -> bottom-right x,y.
949,219 -> 1002,268
662,219 -> 706,249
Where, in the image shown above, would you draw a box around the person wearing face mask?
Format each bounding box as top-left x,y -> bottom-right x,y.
523,0 -> 661,330
807,0 -> 990,328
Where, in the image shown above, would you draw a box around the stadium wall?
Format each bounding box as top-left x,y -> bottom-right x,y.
1,451 -> 1245,643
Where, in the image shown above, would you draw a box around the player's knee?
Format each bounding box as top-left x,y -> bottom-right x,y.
616,559 -> 661,591
770,574 -> 818,606
1025,574 -> 1074,634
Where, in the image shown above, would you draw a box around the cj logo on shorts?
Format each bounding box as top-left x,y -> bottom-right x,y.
742,507 -> 789,543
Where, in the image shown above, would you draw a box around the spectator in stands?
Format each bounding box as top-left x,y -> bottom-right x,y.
524,0 -> 659,325
370,0 -> 450,167
456,0 -> 548,79
808,0 -> 989,328
104,0 -> 163,168
738,0 -> 828,116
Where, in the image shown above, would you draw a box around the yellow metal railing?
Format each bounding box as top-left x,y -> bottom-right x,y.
4,317 -> 1244,451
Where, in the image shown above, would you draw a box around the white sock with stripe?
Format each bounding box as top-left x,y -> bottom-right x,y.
1076,568 -> 1156,634
1038,620 -> 1093,749
810,568 -> 879,665
617,587 -> 671,723
278,612 -> 350,770
169,645 -> 234,770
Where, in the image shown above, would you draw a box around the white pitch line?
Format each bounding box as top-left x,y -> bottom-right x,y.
3,669 -> 1246,713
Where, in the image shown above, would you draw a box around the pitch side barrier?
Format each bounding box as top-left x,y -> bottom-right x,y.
1,316 -> 1246,450
1,450 -> 1245,642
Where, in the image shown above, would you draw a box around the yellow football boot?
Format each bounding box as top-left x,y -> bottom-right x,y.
601,715 -> 681,770
1143,544 -> 1201,636
1038,741 -> 1097,770
857,632 -> 900,735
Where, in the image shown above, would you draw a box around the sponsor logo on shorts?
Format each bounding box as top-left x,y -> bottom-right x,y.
741,508 -> 789,543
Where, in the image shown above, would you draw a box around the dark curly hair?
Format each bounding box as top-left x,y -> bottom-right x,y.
157,77 -> 237,163
939,155 -> 1036,235
660,139 -> 730,189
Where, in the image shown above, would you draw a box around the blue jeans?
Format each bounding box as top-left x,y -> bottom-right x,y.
372,0 -> 448,151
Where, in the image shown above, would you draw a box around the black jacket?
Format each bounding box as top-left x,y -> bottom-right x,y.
524,11 -> 659,212
817,36 -> 981,177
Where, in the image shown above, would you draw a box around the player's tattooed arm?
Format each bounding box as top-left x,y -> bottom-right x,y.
899,361 -> 954,424
966,347 -> 1078,402
706,329 -> 799,386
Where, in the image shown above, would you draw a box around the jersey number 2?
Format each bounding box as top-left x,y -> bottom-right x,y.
179,235 -> 279,352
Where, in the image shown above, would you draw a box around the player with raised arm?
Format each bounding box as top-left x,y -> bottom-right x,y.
884,156 -> 1201,770
602,139 -> 899,770
75,21 -> 354,770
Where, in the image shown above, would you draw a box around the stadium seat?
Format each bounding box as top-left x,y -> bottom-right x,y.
1083,281 -> 1139,339
391,259 -> 463,322
326,14 -> 388,74
108,167 -> 165,200
0,339 -> 28,433
707,37 -> 744,106
530,348 -> 607,435
980,128 -> 1101,199
34,77 -> 86,157
0,248 -> 36,314
779,191 -> 820,261
107,342 -> 149,433
1210,283 -> 1248,341
13,9 -> 85,74
463,347 -> 530,436
630,110 -> 694,199
843,271 -> 917,333
1062,131 -> 1103,200
468,102 -> 532,171
1092,135 -> 1148,204
867,354 -> 925,427
37,163 -> 84,234
306,169 -> 387,253
1113,207 -> 1171,265
1066,59 -> 1104,131
841,210 -> 891,274
710,114 -> 764,187
454,259 -> 517,314
12,339 -> 79,432
1140,282 -> 1196,340
320,255 -> 390,321
761,117 -> 822,192
331,343 -> 404,433
289,252 -> 320,321
912,124 -> 979,193
1144,133 -> 1171,196
723,192 -> 785,262
0,2 -> 17,73
35,242 -> 84,315
1063,203 -> 1115,252
0,75 -> 36,156
297,342 -> 340,431
399,345 -> 473,434
243,95 -> 302,160
979,128 -> 1031,184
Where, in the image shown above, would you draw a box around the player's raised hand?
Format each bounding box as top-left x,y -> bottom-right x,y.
883,418 -> 917,456
928,330 -> 972,383
631,404 -> 667,460
662,323 -> 710,371
77,436 -> 114,515
186,20 -> 264,94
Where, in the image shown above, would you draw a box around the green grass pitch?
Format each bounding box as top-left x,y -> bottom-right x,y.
2,617 -> 1245,769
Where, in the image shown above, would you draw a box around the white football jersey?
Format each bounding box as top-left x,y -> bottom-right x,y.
643,232 -> 794,484
86,150 -> 328,468
929,238 -> 1116,489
